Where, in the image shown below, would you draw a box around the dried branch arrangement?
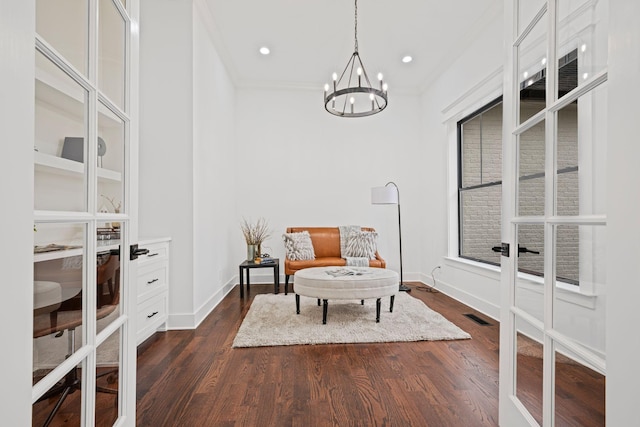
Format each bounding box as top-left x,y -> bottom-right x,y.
241,217 -> 270,245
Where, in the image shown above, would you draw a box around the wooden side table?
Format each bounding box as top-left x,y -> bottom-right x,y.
238,259 -> 281,298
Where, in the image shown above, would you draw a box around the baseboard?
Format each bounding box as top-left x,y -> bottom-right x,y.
415,273 -> 500,321
166,277 -> 236,330
166,271 -> 500,329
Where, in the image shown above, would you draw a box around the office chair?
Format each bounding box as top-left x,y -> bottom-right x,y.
33,253 -> 120,427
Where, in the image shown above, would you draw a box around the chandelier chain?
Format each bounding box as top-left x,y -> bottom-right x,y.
354,0 -> 358,52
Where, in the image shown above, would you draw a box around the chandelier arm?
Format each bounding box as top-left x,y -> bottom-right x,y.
341,55 -> 358,114
354,55 -> 385,110
336,52 -> 356,86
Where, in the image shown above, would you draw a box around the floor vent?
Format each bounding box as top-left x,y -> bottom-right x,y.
464,313 -> 491,325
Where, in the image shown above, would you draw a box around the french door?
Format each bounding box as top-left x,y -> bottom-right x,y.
499,0 -> 608,425
32,1 -> 138,426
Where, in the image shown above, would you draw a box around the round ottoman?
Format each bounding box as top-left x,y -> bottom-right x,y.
294,267 -> 398,324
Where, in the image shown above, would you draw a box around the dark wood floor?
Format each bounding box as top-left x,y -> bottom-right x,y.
136,283 -> 501,426
33,282 -> 605,426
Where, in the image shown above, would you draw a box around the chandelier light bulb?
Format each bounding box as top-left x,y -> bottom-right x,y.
357,67 -> 362,75
541,57 -> 547,65
382,83 -> 388,92
377,73 -> 383,81
332,72 -> 337,81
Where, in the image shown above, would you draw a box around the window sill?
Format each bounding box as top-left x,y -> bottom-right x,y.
443,256 -> 597,309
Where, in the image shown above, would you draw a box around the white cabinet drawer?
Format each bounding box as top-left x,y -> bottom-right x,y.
137,241 -> 168,265
135,237 -> 170,346
136,292 -> 167,345
137,264 -> 168,300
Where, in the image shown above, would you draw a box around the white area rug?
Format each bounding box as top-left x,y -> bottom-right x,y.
232,292 -> 471,348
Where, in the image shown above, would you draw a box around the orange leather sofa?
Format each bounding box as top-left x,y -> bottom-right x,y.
284,227 -> 386,291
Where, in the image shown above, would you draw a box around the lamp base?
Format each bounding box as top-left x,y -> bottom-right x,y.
399,283 -> 411,292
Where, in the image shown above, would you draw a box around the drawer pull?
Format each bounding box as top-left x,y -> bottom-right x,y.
147,311 -> 159,319
147,278 -> 159,285
147,253 -> 159,258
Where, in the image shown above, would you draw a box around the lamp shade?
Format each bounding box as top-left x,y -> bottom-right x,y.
371,186 -> 398,205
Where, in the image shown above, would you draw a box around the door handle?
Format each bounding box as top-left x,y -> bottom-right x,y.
492,243 -> 510,257
518,246 -> 540,255
130,244 -> 150,260
492,243 -> 540,257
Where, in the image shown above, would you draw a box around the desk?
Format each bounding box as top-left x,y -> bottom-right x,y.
238,259 -> 281,298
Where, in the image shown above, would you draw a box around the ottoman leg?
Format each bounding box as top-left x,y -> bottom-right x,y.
322,299 -> 328,324
361,300 -> 364,305
390,295 -> 395,312
295,294 -> 300,314
376,298 -> 381,323
317,298 -> 321,306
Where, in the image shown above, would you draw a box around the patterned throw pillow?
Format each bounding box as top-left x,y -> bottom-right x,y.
345,231 -> 378,260
282,231 -> 316,261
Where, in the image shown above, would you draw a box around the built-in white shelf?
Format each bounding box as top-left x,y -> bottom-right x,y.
34,240 -> 120,263
35,68 -> 122,125
34,151 -> 121,182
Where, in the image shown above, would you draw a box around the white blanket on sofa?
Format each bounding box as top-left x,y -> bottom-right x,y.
339,225 -> 369,266
345,256 -> 369,267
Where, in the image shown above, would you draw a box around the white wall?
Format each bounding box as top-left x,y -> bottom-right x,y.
192,2 -> 239,324
419,13 -> 504,318
235,88 -> 424,280
140,0 -> 239,328
139,0 -> 195,323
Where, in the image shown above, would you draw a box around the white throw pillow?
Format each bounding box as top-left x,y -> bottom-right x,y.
345,231 -> 378,260
282,231 -> 315,261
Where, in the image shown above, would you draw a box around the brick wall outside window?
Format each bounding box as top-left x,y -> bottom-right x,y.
459,100 -> 579,283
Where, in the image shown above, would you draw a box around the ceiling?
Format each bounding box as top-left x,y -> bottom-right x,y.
202,0 -> 503,94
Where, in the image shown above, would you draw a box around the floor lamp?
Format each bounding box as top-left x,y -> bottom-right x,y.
371,182 -> 411,292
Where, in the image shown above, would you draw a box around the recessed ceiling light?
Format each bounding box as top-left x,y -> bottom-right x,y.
401,55 -> 413,63
259,46 -> 270,55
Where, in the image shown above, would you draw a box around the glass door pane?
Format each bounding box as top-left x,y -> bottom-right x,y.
95,328 -> 121,426
33,223 -> 87,387
35,50 -> 88,212
554,342 -> 605,426
518,11 -> 547,124
515,316 -> 544,425
515,223 -> 545,321
97,102 -> 125,217
557,0 -> 609,98
517,120 -> 545,217
36,0 -> 88,76
556,83 -> 608,217
553,225 -> 606,354
32,361 -> 84,426
99,0 -> 126,110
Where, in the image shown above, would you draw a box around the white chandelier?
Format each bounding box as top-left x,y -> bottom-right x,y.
323,0 -> 388,118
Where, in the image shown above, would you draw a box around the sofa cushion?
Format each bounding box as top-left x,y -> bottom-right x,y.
345,230 -> 378,260
283,231 -> 315,261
